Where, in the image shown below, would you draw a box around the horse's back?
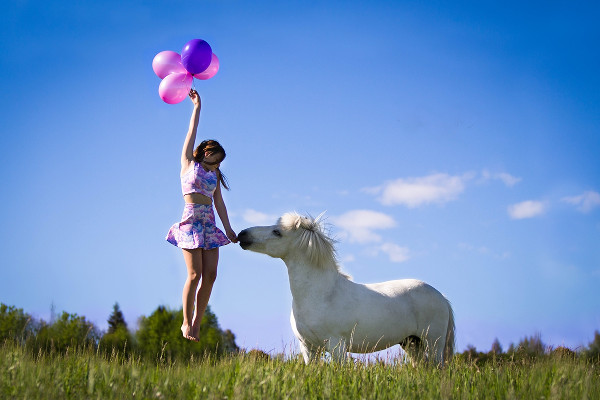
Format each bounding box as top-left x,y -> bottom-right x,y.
366,279 -> 442,298
366,279 -> 450,321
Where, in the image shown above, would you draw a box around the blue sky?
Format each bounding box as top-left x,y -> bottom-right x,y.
1,0 -> 599,355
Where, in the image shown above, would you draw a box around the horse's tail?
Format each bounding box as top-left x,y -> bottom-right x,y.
443,300 -> 455,364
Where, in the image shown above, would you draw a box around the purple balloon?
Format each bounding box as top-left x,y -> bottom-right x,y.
152,51 -> 187,79
181,39 -> 213,75
158,72 -> 193,104
194,53 -> 219,80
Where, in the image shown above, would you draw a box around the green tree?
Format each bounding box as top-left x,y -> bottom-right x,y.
222,329 -> 238,354
100,303 -> 135,356
585,330 -> 600,362
509,333 -> 546,359
107,303 -> 127,334
0,304 -> 34,343
136,305 -> 237,362
464,344 -> 479,360
490,338 -> 503,355
33,311 -> 100,353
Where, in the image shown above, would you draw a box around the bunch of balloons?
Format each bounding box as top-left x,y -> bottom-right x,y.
152,39 -> 220,104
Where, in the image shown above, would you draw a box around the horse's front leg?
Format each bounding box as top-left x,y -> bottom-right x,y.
298,340 -> 318,364
291,312 -> 320,364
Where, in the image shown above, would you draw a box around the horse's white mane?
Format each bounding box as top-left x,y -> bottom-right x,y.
278,212 -> 350,279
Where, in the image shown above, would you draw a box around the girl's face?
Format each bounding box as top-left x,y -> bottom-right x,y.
202,152 -> 223,171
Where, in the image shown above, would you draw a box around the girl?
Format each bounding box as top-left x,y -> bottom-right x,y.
166,89 -> 238,341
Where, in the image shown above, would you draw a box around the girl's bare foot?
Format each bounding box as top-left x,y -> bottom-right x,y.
181,324 -> 198,341
191,318 -> 201,340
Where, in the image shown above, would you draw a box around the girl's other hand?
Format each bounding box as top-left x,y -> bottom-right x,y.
226,229 -> 238,243
189,89 -> 201,107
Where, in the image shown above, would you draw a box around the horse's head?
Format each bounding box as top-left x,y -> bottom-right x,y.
238,212 -> 337,266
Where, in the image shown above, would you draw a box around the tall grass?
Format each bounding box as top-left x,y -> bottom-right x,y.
1,341 -> 599,399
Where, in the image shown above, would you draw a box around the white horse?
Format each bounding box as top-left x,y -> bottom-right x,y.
238,212 -> 455,365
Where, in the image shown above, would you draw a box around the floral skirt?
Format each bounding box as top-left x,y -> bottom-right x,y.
166,203 -> 230,249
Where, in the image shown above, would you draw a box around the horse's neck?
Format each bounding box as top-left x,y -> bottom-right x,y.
283,257 -> 340,304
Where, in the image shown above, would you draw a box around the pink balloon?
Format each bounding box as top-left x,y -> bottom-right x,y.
158,73 -> 193,104
152,51 -> 187,79
193,53 -> 219,80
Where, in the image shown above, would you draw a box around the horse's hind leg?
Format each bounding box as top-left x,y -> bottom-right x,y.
400,336 -> 424,365
422,336 -> 445,366
431,337 -> 446,366
424,325 -> 448,366
402,335 -> 446,366
326,337 -> 348,363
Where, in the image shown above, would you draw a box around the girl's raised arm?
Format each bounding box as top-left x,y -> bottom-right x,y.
181,90 -> 201,173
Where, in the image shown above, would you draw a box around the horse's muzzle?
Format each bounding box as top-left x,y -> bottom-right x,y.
237,229 -> 252,250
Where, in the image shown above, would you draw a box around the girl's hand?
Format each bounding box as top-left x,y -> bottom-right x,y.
226,228 -> 238,243
189,89 -> 201,107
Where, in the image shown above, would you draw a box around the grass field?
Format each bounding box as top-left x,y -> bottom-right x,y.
1,342 -> 599,399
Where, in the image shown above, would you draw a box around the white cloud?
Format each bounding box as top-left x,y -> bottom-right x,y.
507,201 -> 547,220
365,173 -> 470,207
331,210 -> 396,243
495,172 -> 522,187
562,191 -> 600,213
379,242 -> 410,263
480,170 -> 522,187
242,209 -> 278,225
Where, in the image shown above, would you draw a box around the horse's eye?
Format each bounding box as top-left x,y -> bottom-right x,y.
272,229 -> 282,237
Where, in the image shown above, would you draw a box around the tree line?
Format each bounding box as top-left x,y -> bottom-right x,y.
453,332 -> 600,365
1,302 -> 599,364
0,302 -> 238,362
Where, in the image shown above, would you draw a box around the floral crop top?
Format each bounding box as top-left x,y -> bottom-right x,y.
181,162 -> 218,198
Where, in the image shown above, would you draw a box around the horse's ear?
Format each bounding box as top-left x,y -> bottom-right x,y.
280,212 -> 303,231
314,211 -> 327,224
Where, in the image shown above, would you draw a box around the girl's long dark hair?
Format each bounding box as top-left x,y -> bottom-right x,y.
193,139 -> 230,190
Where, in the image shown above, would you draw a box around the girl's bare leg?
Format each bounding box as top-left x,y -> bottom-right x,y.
182,248 -> 203,341
191,248 -> 219,339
